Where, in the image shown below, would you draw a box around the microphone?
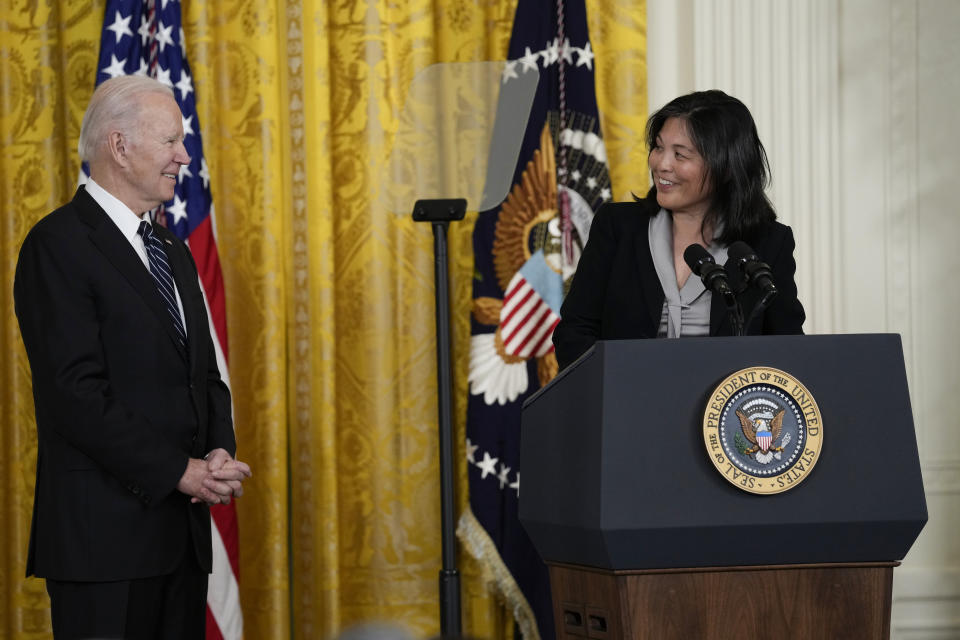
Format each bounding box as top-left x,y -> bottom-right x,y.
727,241 -> 777,296
683,244 -> 732,296
727,241 -> 778,334
684,243 -> 744,336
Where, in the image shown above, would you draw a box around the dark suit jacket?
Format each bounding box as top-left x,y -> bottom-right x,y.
14,186 -> 235,582
553,198 -> 806,370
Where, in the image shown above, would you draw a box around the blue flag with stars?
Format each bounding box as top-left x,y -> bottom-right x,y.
459,0 -> 611,637
91,0 -> 212,238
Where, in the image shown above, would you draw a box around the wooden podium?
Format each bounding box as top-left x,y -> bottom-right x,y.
520,336 -> 926,640
549,562 -> 895,639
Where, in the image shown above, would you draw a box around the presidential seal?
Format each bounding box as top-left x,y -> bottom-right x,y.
703,366 -> 823,494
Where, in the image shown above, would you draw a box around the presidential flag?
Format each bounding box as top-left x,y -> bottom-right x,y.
89,1 -> 241,638
459,0 -> 611,636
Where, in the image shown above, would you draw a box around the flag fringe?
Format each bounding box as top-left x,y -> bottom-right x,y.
457,508 -> 541,640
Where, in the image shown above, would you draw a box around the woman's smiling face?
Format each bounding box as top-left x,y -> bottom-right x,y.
648,117 -> 713,218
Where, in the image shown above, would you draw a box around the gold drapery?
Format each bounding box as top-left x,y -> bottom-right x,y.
0,0 -> 646,637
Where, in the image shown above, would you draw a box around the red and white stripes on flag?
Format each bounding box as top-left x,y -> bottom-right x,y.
499,250 -> 563,359
194,217 -> 242,640
757,430 -> 773,453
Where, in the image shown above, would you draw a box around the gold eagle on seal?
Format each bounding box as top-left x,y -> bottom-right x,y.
737,408 -> 786,457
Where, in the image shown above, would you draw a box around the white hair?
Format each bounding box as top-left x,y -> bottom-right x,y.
77,75 -> 175,163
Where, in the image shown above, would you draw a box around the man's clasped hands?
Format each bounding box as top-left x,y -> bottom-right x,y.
176,448 -> 252,505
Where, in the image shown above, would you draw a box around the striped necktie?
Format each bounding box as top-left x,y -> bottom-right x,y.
138,220 -> 187,348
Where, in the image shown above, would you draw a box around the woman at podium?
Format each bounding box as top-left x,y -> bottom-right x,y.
553,90 -> 805,370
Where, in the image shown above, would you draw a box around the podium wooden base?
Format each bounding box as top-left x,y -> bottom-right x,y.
549,561 -> 896,640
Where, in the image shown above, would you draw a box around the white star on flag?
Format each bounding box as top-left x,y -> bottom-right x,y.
178,162 -> 193,182
466,438 -> 479,464
199,157 -> 210,189
175,70 -> 193,101
586,176 -> 598,189
182,114 -> 194,137
601,187 -> 612,201
576,41 -> 595,69
544,38 -> 560,65
154,22 -> 174,52
106,11 -> 133,45
501,60 -> 519,83
509,472 -> 520,496
138,14 -> 151,46
519,46 -> 539,72
166,194 -> 188,224
560,37 -> 574,64
497,464 -> 512,489
155,65 -> 173,87
101,54 -> 127,78
477,452 -> 499,479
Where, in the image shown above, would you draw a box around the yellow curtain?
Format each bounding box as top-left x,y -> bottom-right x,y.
0,0 -> 646,637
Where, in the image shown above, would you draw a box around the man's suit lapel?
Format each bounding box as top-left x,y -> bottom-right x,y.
75,188 -> 188,363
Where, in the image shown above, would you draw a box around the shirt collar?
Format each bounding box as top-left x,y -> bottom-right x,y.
84,177 -> 146,243
648,208 -> 730,338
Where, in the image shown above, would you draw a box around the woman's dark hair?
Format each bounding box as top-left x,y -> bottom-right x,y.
644,89 -> 775,244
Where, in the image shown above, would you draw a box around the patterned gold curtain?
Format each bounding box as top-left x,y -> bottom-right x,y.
0,0 -> 646,637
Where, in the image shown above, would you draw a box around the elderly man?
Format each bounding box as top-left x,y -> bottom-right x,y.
14,75 -> 250,639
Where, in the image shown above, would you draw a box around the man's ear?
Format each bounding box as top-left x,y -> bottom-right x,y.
107,131 -> 127,166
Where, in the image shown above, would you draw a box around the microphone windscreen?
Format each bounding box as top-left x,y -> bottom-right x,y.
683,243 -> 713,275
727,241 -> 755,261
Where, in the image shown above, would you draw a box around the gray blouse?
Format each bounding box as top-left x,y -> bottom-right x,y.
648,208 -> 728,338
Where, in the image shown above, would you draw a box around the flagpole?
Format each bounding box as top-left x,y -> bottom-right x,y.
413,198 -> 466,634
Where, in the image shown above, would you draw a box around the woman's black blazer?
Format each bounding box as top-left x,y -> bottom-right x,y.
553,197 -> 806,370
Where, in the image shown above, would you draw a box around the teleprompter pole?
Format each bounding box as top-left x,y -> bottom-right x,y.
412,199 -> 467,634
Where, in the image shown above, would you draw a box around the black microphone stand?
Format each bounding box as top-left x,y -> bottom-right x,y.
743,290 -> 776,334
684,244 -> 745,336
721,289 -> 745,336
726,243 -> 778,335
412,198 -> 466,635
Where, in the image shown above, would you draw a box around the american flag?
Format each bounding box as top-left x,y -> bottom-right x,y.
89,1 -> 242,637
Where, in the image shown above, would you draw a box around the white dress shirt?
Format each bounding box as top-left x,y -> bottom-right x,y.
84,178 -> 188,336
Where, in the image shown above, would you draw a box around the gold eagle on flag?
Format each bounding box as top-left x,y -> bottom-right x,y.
471,122 -> 561,394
